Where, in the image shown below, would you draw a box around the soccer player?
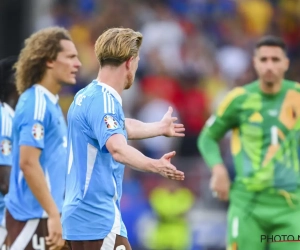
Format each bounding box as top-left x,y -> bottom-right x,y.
198,35 -> 300,250
5,27 -> 81,250
0,56 -> 18,249
62,27 -> 185,250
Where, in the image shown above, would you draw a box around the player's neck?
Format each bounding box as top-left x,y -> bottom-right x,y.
39,73 -> 62,96
97,68 -> 124,96
259,80 -> 282,95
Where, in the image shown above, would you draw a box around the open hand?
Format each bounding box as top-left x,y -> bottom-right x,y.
161,107 -> 185,137
156,151 -> 184,180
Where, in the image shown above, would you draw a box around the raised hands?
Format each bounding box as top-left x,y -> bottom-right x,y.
161,107 -> 185,138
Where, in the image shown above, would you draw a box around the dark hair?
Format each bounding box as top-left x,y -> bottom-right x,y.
0,56 -> 18,102
255,35 -> 287,54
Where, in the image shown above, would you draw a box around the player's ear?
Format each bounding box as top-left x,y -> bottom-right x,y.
284,57 -> 290,71
125,57 -> 134,70
46,60 -> 55,69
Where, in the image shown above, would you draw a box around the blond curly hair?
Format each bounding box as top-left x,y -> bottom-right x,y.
15,27 -> 72,94
95,28 -> 143,67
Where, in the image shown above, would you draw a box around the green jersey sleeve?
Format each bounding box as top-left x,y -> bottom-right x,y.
198,87 -> 246,168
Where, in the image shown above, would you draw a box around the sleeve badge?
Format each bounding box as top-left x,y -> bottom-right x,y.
104,115 -> 118,129
0,139 -> 12,155
32,123 -> 44,140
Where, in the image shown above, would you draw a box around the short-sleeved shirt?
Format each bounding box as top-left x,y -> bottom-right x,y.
0,103 -> 14,226
62,80 -> 128,240
5,84 -> 67,220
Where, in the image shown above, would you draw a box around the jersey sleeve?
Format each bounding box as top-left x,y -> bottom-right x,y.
0,110 -> 13,166
206,87 -> 245,139
88,96 -> 126,151
18,90 -> 49,150
198,87 -> 245,168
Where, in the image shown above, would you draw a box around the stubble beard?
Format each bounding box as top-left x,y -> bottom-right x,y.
124,72 -> 133,90
264,81 -> 274,87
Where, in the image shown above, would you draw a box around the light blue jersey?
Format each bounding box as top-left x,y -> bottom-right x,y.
62,80 -> 128,240
0,103 -> 14,226
5,84 -> 67,221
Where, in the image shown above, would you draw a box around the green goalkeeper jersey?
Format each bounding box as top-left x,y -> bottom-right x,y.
199,79 -> 300,192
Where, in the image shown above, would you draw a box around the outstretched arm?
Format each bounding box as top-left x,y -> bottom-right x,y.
125,107 -> 185,140
106,133 -> 184,181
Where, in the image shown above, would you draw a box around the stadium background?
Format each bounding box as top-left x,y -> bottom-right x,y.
1,0 -> 300,249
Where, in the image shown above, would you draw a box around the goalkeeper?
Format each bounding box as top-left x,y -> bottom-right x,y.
198,35 -> 300,250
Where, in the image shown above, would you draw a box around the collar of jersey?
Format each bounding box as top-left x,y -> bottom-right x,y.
95,81 -> 122,106
34,84 -> 59,104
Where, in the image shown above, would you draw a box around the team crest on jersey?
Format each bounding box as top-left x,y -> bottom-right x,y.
104,115 -> 118,129
32,123 -> 44,140
0,139 -> 12,155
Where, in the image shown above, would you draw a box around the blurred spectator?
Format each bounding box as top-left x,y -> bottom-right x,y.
216,44 -> 250,85
140,2 -> 186,74
237,0 -> 273,37
145,179 -> 194,250
177,71 -> 209,157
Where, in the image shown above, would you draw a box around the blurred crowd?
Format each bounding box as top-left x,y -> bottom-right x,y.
34,0 -> 300,249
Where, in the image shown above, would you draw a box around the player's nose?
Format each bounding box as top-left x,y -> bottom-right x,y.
265,60 -> 275,69
74,58 -> 82,68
